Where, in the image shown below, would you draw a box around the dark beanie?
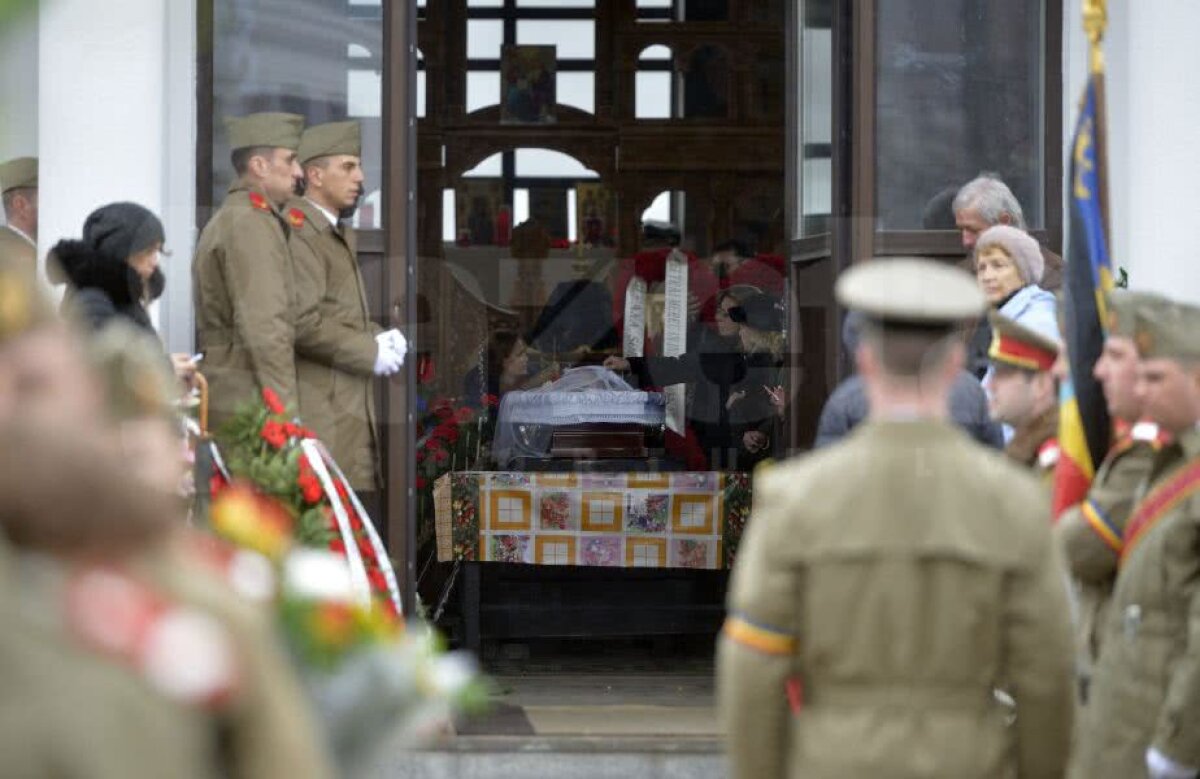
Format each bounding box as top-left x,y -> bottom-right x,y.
81,202 -> 165,262
730,292 -> 784,333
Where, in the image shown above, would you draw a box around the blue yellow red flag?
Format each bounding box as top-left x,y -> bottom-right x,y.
1052,72 -> 1114,518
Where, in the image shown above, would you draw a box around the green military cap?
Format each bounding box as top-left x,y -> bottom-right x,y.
0,255 -> 54,344
1106,288 -> 1169,340
225,112 -> 304,151
1131,296 -> 1200,361
297,120 -> 361,166
87,322 -> 179,422
0,157 -> 37,193
988,311 -> 1059,372
835,257 -> 985,325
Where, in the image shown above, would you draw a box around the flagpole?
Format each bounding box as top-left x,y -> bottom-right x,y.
1083,0 -> 1111,242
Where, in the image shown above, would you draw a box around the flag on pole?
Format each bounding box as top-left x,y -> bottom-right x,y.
1052,7 -> 1115,519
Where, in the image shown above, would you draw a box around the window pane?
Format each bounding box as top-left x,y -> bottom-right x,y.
639,44 -> 672,61
875,0 -> 1045,229
517,20 -> 595,60
347,70 -> 381,117
518,0 -> 596,6
464,152 -> 504,178
467,19 -> 504,61
466,71 -> 501,113
796,0 -> 832,236
636,72 -> 671,119
638,0 -> 673,7
514,148 -> 599,178
556,72 -> 595,114
468,0 -> 504,7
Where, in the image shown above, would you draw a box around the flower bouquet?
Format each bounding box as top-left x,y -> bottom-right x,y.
414,395 -> 496,547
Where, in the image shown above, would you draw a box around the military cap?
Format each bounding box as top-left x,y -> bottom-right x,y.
835,257 -> 985,325
87,322 -> 179,422
225,112 -> 304,151
297,120 -> 361,166
988,311 -> 1059,372
1106,288 -> 1169,340
0,157 -> 37,193
0,255 -> 54,345
1131,296 -> 1200,361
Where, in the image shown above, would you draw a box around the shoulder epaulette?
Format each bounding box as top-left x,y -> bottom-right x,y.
248,191 -> 271,212
1131,420 -> 1169,449
287,207 -> 306,230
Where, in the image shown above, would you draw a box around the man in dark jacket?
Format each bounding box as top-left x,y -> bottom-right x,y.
816,311 -> 1003,448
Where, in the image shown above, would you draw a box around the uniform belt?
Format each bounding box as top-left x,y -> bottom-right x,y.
811,683 -> 993,709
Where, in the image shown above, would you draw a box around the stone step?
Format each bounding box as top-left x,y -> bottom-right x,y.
372,736 -> 726,779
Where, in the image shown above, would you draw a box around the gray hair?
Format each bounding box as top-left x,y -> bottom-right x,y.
953,174 -> 1027,229
975,224 -> 1044,285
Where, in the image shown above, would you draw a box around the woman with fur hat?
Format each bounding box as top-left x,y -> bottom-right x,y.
48,201 -> 167,335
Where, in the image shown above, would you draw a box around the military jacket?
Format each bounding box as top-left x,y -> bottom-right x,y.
1056,423 -> 1162,693
718,420 -> 1074,779
193,182 -> 298,429
0,224 -> 36,273
1005,406 -> 1060,488
1072,426 -> 1200,778
287,198 -> 380,490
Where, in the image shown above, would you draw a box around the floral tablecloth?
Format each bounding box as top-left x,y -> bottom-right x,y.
433,471 -> 751,570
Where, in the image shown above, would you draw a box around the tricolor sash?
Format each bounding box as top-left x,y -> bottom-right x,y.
1121,458 -> 1200,566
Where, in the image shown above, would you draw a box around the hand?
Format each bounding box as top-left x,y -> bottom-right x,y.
765,385 -> 785,417
726,389 -> 746,410
379,328 -> 408,357
603,356 -> 630,372
743,431 -> 768,453
170,353 -> 198,390
1147,748 -> 1200,779
373,333 -> 404,377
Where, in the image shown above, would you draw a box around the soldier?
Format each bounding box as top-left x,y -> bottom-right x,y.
0,156 -> 37,271
288,120 -> 405,495
1056,289 -> 1168,705
1072,296 -> 1200,779
718,257 -> 1073,779
987,311 -> 1061,480
193,112 -> 305,428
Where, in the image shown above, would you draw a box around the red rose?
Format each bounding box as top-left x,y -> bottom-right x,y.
483,393 -> 499,408
455,407 -> 473,424
262,387 -> 285,415
260,420 -> 287,449
433,447 -> 449,464
435,423 -> 459,444
415,475 -> 427,489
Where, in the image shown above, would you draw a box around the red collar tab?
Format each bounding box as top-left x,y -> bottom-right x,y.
288,208 -> 305,229
248,191 -> 271,212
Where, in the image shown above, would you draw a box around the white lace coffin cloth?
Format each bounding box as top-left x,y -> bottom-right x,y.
493,366 -> 665,465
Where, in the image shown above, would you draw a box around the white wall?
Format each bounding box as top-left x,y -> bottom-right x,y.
1065,0 -> 1200,304
0,8 -> 38,226
37,0 -> 196,350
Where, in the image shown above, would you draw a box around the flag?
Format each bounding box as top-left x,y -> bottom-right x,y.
1052,69 -> 1115,518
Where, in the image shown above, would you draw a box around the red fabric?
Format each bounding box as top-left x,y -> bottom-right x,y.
611,248 -> 719,339
725,254 -> 786,297
665,427 -> 709,471
1050,455 -> 1091,520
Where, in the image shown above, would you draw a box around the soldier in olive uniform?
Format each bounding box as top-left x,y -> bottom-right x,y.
1072,297 -> 1200,779
288,120 -> 406,492
0,156 -> 38,272
718,258 -> 1074,779
193,112 -> 305,428
1056,289 -> 1168,705
987,311 -> 1062,480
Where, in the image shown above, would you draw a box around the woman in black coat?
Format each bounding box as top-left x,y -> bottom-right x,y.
48,202 -> 166,336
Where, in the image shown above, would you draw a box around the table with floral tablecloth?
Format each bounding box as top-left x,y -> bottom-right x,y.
434,471 -> 752,570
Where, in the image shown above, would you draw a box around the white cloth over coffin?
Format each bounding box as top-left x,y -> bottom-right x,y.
493,366 -> 664,466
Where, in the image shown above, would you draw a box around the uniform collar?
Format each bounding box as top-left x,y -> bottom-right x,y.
303,197 -> 340,230
4,224 -> 34,247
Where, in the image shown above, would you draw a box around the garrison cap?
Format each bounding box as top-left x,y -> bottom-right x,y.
1106,288 -> 1169,340
297,120 -> 361,165
0,157 -> 37,193
1131,296 -> 1200,361
225,112 -> 304,152
988,311 -> 1059,372
87,322 -> 179,422
835,257 -> 985,325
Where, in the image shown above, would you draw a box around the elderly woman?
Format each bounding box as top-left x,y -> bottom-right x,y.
966,225 -> 1058,378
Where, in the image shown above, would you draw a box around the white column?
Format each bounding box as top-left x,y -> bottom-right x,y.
1065,1 -> 1200,304
38,0 -> 196,350
0,8 -> 38,180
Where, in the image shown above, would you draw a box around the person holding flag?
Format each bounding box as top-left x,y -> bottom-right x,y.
1071,296 -> 1200,779
1055,289 -> 1168,707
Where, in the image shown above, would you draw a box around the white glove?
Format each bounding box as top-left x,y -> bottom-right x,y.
373,333 -> 404,376
379,328 -> 408,358
1147,748 -> 1200,779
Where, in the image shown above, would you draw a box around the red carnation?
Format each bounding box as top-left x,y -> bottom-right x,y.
262,387 -> 285,415
367,568 -> 387,592
415,475 -> 427,489
298,473 -> 323,504
433,399 -> 455,420
260,420 -> 287,449
437,424 -> 460,444
455,407 -> 474,424
483,393 -> 499,408
329,537 -> 346,554
284,422 -> 301,439
432,447 -> 449,464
